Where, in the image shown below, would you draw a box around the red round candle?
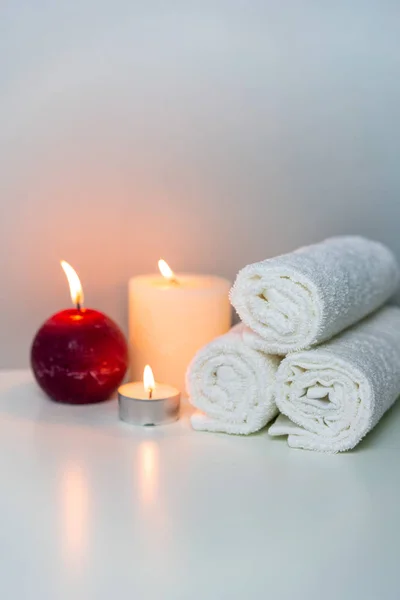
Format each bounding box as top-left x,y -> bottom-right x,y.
31,262 -> 128,404
31,309 -> 128,404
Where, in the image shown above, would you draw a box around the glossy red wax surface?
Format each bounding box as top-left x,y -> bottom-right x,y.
31,309 -> 128,404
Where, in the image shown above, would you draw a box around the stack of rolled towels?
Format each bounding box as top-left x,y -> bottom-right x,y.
186,236 -> 400,452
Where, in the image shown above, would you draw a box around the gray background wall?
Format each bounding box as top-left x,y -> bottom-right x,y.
1,1 -> 400,367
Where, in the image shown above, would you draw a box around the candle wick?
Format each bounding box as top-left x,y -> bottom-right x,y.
170,278 -> 180,286
76,302 -> 82,311
149,388 -> 153,399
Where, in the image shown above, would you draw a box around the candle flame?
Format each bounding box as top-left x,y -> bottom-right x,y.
143,365 -> 155,396
158,259 -> 175,281
61,261 -> 84,308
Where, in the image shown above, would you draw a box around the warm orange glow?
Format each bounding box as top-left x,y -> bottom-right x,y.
138,441 -> 159,504
61,260 -> 84,308
144,365 -> 155,396
60,461 -> 90,571
158,259 -> 175,281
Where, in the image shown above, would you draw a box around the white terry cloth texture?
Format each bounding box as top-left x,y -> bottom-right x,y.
187,324 -> 281,434
230,236 -> 400,355
268,306 -> 400,452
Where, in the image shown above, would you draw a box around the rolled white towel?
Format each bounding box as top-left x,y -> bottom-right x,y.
187,324 -> 280,434
269,306 -> 400,452
230,236 -> 400,355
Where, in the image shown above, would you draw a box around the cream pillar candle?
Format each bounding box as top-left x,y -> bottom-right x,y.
129,261 -> 231,393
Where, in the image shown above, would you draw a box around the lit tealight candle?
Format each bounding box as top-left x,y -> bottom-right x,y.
118,365 -> 180,426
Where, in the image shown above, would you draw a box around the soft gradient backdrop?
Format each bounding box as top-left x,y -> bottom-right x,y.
1,1 -> 400,366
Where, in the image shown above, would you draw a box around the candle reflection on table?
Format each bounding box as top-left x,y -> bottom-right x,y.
138,441 -> 159,505
60,461 -> 90,571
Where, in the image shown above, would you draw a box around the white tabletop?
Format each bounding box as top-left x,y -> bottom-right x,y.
1,370 -> 400,600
